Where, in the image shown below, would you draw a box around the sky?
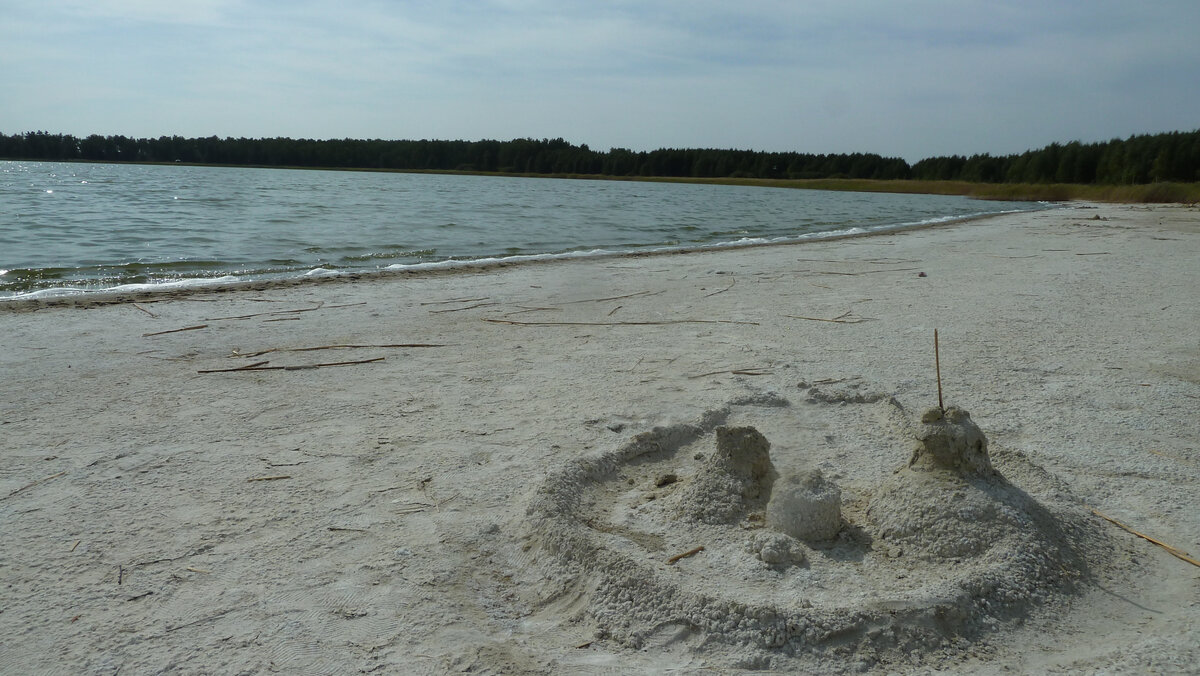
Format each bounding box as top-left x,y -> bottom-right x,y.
2,1 -> 1198,162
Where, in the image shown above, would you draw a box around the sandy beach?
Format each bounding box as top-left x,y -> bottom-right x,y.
2,203 -> 1198,674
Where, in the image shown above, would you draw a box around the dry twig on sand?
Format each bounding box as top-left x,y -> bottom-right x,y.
203,302 -> 365,322
784,310 -> 870,324
704,277 -> 736,297
4,471 -> 67,500
143,324 -> 208,337
562,290 -> 663,304
1090,508 -> 1200,567
131,303 -> 158,318
688,368 -> 771,379
234,344 -> 444,358
483,318 -> 758,327
247,475 -> 292,482
428,302 -> 500,313
667,546 -> 705,564
196,361 -> 271,373
420,296 -> 489,306
198,357 -> 385,373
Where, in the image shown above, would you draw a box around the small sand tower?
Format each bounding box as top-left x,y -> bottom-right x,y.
675,426 -> 776,524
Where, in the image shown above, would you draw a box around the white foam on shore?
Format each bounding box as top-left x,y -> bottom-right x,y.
3,275 -> 242,301
0,205 -> 1053,302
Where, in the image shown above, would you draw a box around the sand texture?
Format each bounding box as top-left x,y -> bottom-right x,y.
2,203 -> 1198,674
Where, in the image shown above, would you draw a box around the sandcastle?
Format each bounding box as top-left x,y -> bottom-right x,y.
524,390 -> 1107,669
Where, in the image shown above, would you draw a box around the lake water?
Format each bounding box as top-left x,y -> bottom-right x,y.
0,161 -> 1049,299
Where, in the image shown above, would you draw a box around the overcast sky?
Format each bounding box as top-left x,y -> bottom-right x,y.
2,1 -> 1197,161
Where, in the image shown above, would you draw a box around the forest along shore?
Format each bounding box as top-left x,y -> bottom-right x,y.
0,203 -> 1197,674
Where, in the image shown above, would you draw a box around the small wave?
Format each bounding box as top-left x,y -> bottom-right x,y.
5,275 -> 242,300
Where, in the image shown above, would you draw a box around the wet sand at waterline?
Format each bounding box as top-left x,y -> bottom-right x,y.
2,204 -> 1197,674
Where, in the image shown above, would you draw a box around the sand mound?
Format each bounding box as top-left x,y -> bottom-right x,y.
524,391 -> 1109,668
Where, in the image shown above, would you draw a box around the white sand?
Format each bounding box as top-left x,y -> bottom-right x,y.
2,203 -> 1197,674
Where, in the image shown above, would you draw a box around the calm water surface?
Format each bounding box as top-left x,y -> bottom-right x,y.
0,161 -> 1049,298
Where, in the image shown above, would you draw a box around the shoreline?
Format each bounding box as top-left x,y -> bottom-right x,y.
2,203 -> 1197,673
0,205 -> 1048,312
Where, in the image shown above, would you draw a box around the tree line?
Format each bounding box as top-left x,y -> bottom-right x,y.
2,129 -> 1197,184
910,130 -> 1200,184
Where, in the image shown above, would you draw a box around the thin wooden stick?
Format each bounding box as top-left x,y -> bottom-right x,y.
199,357 -> 385,373
4,471 -> 67,499
483,318 -> 758,327
247,475 -> 292,482
704,278 -> 736,297
143,324 -> 208,337
1090,509 -> 1200,567
562,290 -> 662,304
131,303 -> 158,318
935,329 -> 944,413
420,296 -> 489,306
688,368 -> 770,379
784,314 -> 867,324
196,361 -> 270,374
428,302 -> 499,313
204,302 -> 333,321
236,344 -> 444,358
667,546 -> 704,564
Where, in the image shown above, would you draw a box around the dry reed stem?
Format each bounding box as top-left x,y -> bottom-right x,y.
247,475 -> 292,482
688,368 -> 770,379
667,546 -> 705,564
199,357 -> 385,373
235,344 -> 444,358
704,278 -> 737,297
935,329 -> 945,412
562,290 -> 662,304
1090,509 -> 1200,567
428,302 -> 500,313
4,471 -> 67,499
131,303 -> 158,318
420,296 -> 489,306
483,318 -> 758,327
143,324 -> 208,337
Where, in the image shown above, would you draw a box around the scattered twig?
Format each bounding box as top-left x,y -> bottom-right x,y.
1075,252 -> 1111,256
131,303 -> 158,318
688,368 -> 770,379
117,565 -> 124,585
667,546 -> 705,564
483,318 -> 758,327
328,527 -> 369,532
935,329 -> 945,413
428,302 -> 500,314
809,268 -> 920,276
70,540 -> 81,552
126,591 -> 154,601
143,324 -> 207,337
503,306 -> 562,316
562,290 -> 662,304
784,313 -> 868,324
186,567 -> 212,574
420,296 -> 489,306
4,470 -> 67,499
203,302 -> 363,321
607,305 -> 622,316
166,607 -> 237,633
235,344 -> 444,358
1090,508 -> 1200,567
196,361 -> 270,374
199,357 -> 385,373
575,641 -> 594,649
262,317 -> 301,322
704,277 -> 736,297
247,475 -> 292,482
